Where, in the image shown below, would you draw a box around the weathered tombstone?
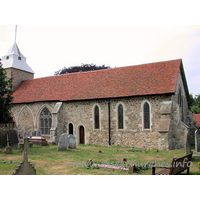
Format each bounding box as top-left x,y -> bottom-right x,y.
186,132 -> 191,154
36,129 -> 42,136
58,133 -> 69,150
195,129 -> 200,152
13,138 -> 36,175
5,131 -> 12,154
32,130 -> 36,137
68,135 -> 76,149
23,131 -> 30,138
14,128 -> 22,143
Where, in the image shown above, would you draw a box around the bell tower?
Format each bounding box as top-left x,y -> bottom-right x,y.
1,26 -> 34,91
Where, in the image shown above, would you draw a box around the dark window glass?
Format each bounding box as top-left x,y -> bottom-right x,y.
118,104 -> 124,129
6,56 -> 9,60
18,57 -> 21,60
39,107 -> 52,135
69,123 -> 73,135
94,106 -> 99,129
144,102 -> 150,129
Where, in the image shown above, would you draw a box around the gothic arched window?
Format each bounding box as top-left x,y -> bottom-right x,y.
94,105 -> 100,129
39,107 -> 52,135
118,104 -> 124,129
144,102 -> 150,129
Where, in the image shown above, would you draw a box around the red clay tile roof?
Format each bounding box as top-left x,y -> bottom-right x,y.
12,59 -> 183,104
194,114 -> 200,127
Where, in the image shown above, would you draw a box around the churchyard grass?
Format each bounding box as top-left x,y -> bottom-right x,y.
0,144 -> 200,175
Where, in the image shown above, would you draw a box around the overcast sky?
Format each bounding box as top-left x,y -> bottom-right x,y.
0,25 -> 199,96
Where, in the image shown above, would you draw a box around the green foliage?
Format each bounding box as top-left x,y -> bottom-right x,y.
54,63 -> 110,75
0,63 -> 13,123
189,94 -> 200,113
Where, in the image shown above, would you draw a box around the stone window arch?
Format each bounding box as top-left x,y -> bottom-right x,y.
39,107 -> 52,135
118,104 -> 124,129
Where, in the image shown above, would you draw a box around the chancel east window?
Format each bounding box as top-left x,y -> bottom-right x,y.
118,104 -> 124,129
94,105 -> 100,129
39,107 -> 52,135
144,102 -> 150,129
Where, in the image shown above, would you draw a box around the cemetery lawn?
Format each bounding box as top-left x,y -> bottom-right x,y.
0,144 -> 200,175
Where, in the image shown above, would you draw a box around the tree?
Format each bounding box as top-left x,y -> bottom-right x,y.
0,63 -> 13,123
189,94 -> 200,114
54,63 -> 110,75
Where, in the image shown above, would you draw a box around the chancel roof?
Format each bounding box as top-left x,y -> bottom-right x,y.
12,59 -> 189,104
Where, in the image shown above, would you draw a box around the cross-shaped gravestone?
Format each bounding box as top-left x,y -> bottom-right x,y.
13,138 -> 36,175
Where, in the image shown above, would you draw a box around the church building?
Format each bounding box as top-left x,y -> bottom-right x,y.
1,39 -> 195,150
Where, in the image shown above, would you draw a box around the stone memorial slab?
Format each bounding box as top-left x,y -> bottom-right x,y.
158,119 -> 171,132
32,131 -> 36,137
36,129 -> 42,136
195,130 -> 200,152
58,133 -> 69,150
23,131 -> 30,138
160,101 -> 172,114
68,135 -> 76,149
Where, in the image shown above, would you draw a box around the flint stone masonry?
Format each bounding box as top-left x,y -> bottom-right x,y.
58,133 -> 69,150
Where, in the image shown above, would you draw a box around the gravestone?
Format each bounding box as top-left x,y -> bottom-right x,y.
68,135 -> 76,149
195,129 -> 200,152
23,131 -> 30,138
32,130 -> 36,137
58,133 -> 69,150
186,132 -> 191,154
36,129 -> 42,136
13,138 -> 36,175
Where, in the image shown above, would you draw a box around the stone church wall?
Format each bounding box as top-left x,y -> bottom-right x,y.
11,92 -> 192,150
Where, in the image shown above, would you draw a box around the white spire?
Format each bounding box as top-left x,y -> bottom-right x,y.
1,25 -> 34,74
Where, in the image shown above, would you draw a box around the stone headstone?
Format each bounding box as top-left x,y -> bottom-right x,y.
195,129 -> 200,152
36,129 -> 42,136
68,135 -> 76,149
14,128 -> 22,143
186,132 -> 191,154
32,130 -> 36,137
23,131 -> 30,138
13,138 -> 36,175
58,133 -> 69,150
